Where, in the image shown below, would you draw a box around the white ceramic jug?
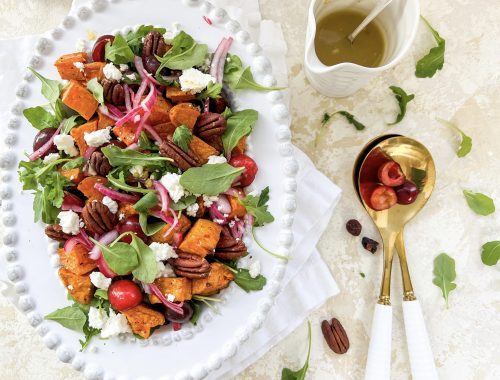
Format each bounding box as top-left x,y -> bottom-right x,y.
304,0 -> 420,97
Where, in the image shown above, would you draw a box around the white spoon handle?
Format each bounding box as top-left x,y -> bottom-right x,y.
348,0 -> 393,43
403,300 -> 439,380
364,303 -> 392,380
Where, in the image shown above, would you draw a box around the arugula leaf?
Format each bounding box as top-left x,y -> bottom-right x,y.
321,113 -> 331,128
79,324 -> 100,352
104,33 -> 135,64
86,78 -> 105,105
91,238 -> 139,275
139,213 -> 167,236
232,268 -> 267,292
172,125 -> 193,153
463,190 -> 495,216
62,157 -> 84,170
221,107 -> 233,119
180,163 -> 244,196
481,241 -> 500,266
55,98 -> 78,122
94,289 -> 108,300
134,192 -> 159,213
189,301 -> 201,325
130,234 -> 157,283
102,146 -> 174,170
171,194 -> 197,211
281,321 -> 312,380
336,111 -> 366,130
45,305 -> 87,332
436,118 -> 472,158
222,109 -> 258,155
33,188 -> 60,224
388,86 -> 415,125
410,167 -> 427,191
155,31 -> 208,73
126,25 -> 166,55
23,106 -> 58,130
360,272 -> 366,278
61,115 -> 84,135
432,253 -> 456,308
138,131 -> 159,151
415,16 -> 445,78
107,170 -> 154,194
29,68 -> 61,103
240,187 -> 274,227
223,54 -> 284,92
197,81 -> 222,100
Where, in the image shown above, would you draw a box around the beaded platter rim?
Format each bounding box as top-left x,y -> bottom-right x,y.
0,0 -> 297,379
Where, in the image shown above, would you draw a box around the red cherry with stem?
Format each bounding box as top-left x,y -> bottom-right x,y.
108,280 -> 142,311
91,34 -> 114,62
378,161 -> 406,187
117,215 -> 147,243
395,180 -> 419,205
228,154 -> 258,187
370,185 -> 397,211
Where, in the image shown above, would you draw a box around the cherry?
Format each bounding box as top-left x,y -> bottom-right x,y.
395,180 -> 419,205
228,154 -> 258,187
360,147 -> 392,183
91,34 -> 114,62
117,215 -> 147,243
33,128 -> 58,157
108,279 -> 142,311
359,182 -> 379,209
378,161 -> 406,187
370,185 -> 397,211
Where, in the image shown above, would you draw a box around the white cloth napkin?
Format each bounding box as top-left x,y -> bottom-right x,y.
0,1 -> 342,378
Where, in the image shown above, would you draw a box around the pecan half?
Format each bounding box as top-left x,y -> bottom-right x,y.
159,136 -> 202,171
102,79 -> 125,106
214,235 -> 247,260
142,31 -> 170,58
194,112 -> 227,151
172,252 -> 211,279
45,224 -> 72,243
82,201 -> 118,235
321,318 -> 349,354
89,151 -> 112,176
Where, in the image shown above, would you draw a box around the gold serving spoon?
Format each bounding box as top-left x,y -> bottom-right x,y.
353,135 -> 438,380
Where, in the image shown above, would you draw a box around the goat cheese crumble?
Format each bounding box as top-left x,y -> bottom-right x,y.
43,153 -> 60,164
186,203 -> 199,217
150,242 -> 178,278
207,155 -> 227,165
84,126 -> 112,148
54,134 -> 78,157
103,63 -> 123,81
159,173 -> 185,203
203,195 -> 219,207
163,22 -> 181,43
73,61 -> 85,72
248,260 -> 261,278
89,271 -> 111,290
158,263 -> 176,278
179,68 -> 216,94
57,210 -> 80,235
88,307 -> 107,329
102,196 -> 118,214
100,310 -> 132,338
119,64 -> 129,72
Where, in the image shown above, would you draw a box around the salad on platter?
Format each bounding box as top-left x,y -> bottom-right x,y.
18,24 -> 280,348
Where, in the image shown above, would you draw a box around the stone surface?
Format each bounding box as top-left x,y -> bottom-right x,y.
1,0 -> 500,379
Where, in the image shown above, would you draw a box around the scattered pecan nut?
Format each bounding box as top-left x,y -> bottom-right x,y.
172,252 -> 211,279
194,112 -> 227,151
102,79 -> 125,106
214,235 -> 247,260
346,219 -> 362,236
82,200 -> 118,235
142,31 -> 170,58
321,318 -> 349,354
89,151 -> 112,176
45,224 -> 73,243
159,136 -> 202,171
362,237 -> 379,254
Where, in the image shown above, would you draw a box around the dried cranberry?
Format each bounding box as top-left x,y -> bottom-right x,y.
346,219 -> 362,236
362,237 -> 379,254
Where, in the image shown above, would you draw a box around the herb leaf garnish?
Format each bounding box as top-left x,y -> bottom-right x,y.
437,118 -> 472,157
222,109 -> 258,155
45,305 -> 87,332
223,264 -> 267,292
102,146 -> 174,169
481,241 -> 500,266
432,253 -> 456,308
155,31 -> 208,73
240,187 -> 274,227
463,190 -> 495,216
104,33 -> 134,64
180,163 -> 244,196
224,54 -> 284,92
388,86 -> 415,125
415,16 -> 445,78
172,125 -> 193,153
23,106 -> 58,130
91,238 -> 139,275
107,170 -> 154,194
130,234 -> 157,283
281,321 -> 312,380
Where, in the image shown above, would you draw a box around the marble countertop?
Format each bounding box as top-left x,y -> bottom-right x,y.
1,0 -> 500,379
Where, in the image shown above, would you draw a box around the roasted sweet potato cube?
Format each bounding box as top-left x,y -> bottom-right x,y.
58,268 -> 95,304
54,52 -> 88,81
228,196 -> 247,219
166,86 -> 196,102
146,122 -> 176,141
189,136 -> 219,164
61,80 -> 99,120
112,122 -> 136,146
148,96 -> 172,126
169,103 -> 200,129
123,304 -> 165,339
59,168 -> 84,184
117,203 -> 138,220
192,263 -> 234,296
57,245 -> 97,275
77,176 -> 108,201
149,277 -> 192,304
178,219 -> 222,257
84,62 -> 105,81
97,108 -> 115,129
151,215 -> 191,244
70,119 -> 99,154
232,136 -> 247,155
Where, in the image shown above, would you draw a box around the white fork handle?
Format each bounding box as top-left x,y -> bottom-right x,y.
364,303 -> 392,380
403,300 -> 438,380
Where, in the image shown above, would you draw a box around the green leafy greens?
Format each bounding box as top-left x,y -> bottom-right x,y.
481,241 -> 500,266
317,111 -> 366,145
411,167 -> 427,191
224,54 -> 284,92
139,213 -> 166,236
172,125 -> 193,153
102,146 -> 174,170
179,163 -> 244,196
197,81 -> 222,100
281,321 -> 312,380
155,31 -> 208,74
86,78 -> 105,105
224,264 -> 267,292
437,118 -> 472,158
415,16 -> 445,78
45,305 -> 87,332
388,86 -> 415,125
107,170 -> 155,194
240,187 -> 274,227
463,190 -> 495,216
29,68 -> 61,104
222,109 -> 258,155
432,253 -> 456,308
23,106 -> 58,130
104,33 -> 135,64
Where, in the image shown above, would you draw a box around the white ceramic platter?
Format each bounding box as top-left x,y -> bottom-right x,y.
0,0 -> 297,379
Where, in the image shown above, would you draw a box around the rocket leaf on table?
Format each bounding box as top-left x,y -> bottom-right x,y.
481,241 -> 500,266
463,190 -> 495,216
388,86 -> 415,125
432,253 -> 456,308
281,321 -> 312,380
415,16 -> 446,78
437,118 -> 472,158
